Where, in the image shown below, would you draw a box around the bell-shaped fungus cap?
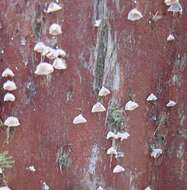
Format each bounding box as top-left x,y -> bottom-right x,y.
73,114 -> 87,124
113,165 -> 125,173
3,80 -> 17,91
4,93 -> 16,102
4,116 -> 20,127
98,86 -> 110,97
46,2 -> 62,13
53,58 -> 67,70
146,93 -> 158,102
128,8 -> 143,21
2,68 -> 14,78
91,102 -> 106,112
49,23 -> 62,36
125,100 -> 139,111
34,62 -> 54,75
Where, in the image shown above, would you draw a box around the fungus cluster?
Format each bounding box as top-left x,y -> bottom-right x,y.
164,0 -> 183,14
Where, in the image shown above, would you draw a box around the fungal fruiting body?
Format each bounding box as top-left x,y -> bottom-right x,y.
42,182 -> 50,190
125,100 -> 139,111
113,165 -> 125,173
151,148 -> 163,159
28,165 -> 36,172
164,0 -> 179,6
2,68 -> 14,78
94,19 -> 102,27
49,23 -> 62,36
0,187 -> 11,190
168,2 -> 183,14
146,93 -> 158,102
145,186 -> 152,190
166,100 -> 176,107
35,62 -> 54,75
167,34 -> 175,41
106,131 -> 117,139
73,114 -> 87,124
46,48 -> 66,60
128,8 -> 143,21
3,80 -> 17,91
98,86 -> 110,97
97,186 -> 104,190
107,147 -> 117,155
91,102 -> 106,112
4,116 -> 20,127
4,93 -> 16,102
117,132 -> 130,141
115,151 -> 125,158
46,2 -> 62,13
53,58 -> 67,70
34,42 -> 46,54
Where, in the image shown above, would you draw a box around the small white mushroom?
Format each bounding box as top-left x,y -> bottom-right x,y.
46,48 -> 66,60
166,100 -> 176,107
53,58 -> 67,70
4,93 -> 16,102
106,131 -> 117,139
3,80 -> 17,91
27,165 -> 36,172
97,186 -> 104,190
164,0 -> 179,6
4,116 -> 20,127
125,100 -> 139,111
115,151 -> 125,158
113,165 -> 125,173
34,42 -> 46,54
128,8 -> 143,21
91,102 -> 106,112
168,2 -> 183,14
151,148 -> 163,159
46,2 -> 62,13
146,93 -> 158,102
42,182 -> 50,190
0,187 -> 11,190
73,114 -> 87,124
2,68 -> 14,78
116,132 -> 130,141
0,168 -> 2,174
94,19 -> 102,27
55,48 -> 66,58
144,186 -> 152,190
49,23 -> 62,36
167,34 -> 175,41
34,62 -> 54,75
107,147 -> 117,155
98,86 -> 110,97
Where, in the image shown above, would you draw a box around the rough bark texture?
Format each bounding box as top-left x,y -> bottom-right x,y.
0,0 -> 186,190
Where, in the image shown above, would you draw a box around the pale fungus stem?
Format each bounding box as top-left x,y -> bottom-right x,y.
6,127 -> 10,144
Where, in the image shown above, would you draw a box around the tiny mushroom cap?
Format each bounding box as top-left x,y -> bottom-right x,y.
168,2 -> 183,14
73,114 -> 87,125
144,186 -> 152,190
128,8 -> 143,21
0,187 -> 11,190
3,80 -> 17,91
28,165 -> 36,172
4,116 -> 20,127
164,0 -> 179,6
107,147 -> 117,155
167,34 -> 175,41
113,165 -> 125,173
4,93 -> 16,102
35,62 -> 54,75
94,19 -> 102,27
146,93 -> 158,102
98,86 -> 110,97
46,2 -> 62,13
97,186 -> 104,190
2,68 -> 15,78
166,100 -> 176,107
91,102 -> 106,112
34,42 -> 46,54
151,148 -> 163,159
53,58 -> 67,70
125,100 -> 139,111
116,132 -> 130,141
106,131 -> 117,139
49,23 -> 62,36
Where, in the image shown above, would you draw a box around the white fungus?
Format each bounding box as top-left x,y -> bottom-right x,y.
73,114 -> 87,125
168,2 -> 183,14
116,132 -> 130,141
164,0 -> 179,6
4,116 -> 20,127
144,186 -> 152,190
106,131 -> 117,139
27,165 -> 36,172
94,19 -> 102,27
107,147 -> 117,155
46,48 -> 66,60
97,186 -> 104,190
49,23 -> 62,36
42,182 -> 50,190
2,68 -> 15,78
53,58 -> 67,70
115,151 -> 125,159
146,93 -> 158,102
34,42 -> 46,54
3,80 -> 17,91
98,86 -> 110,97
125,100 -> 139,111
166,100 -> 176,107
91,102 -> 106,112
128,8 -> 143,21
34,62 -> 54,75
0,187 -> 11,190
0,168 -> 2,174
167,34 -> 175,41
4,93 -> 16,102
151,148 -> 163,159
46,2 -> 62,13
113,165 -> 125,173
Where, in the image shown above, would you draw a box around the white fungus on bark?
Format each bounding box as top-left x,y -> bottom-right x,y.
27,165 -> 36,172
94,19 -> 102,27
34,42 -> 46,54
0,187 -> 11,190
164,0 -> 179,6
167,34 -> 175,41
53,58 -> 67,70
4,93 -> 16,102
144,186 -> 152,190
49,23 -> 62,36
128,8 -> 143,21
46,2 -> 62,13
146,93 -> 158,102
166,100 -> 176,107
4,116 -> 20,127
107,147 -> 117,155
151,148 -> 163,159
2,68 -> 15,78
113,165 -> 125,173
116,132 -> 130,141
3,80 -> 17,91
73,114 -> 87,124
125,100 -> 139,111
34,62 -> 54,75
42,182 -> 50,190
97,186 -> 104,190
98,86 -> 110,97
168,2 -> 183,14
106,131 -> 117,139
91,102 -> 106,112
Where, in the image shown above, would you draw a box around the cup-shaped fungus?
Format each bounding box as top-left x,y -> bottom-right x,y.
125,100 -> 139,111
146,93 -> 158,102
4,93 -> 16,102
91,102 -> 106,112
53,58 -> 67,70
128,8 -> 143,21
113,165 -> 125,173
46,2 -> 62,13
166,100 -> 176,107
35,62 -> 54,75
73,114 -> 87,125
2,68 -> 14,78
98,86 -> 110,97
3,80 -> 17,91
49,23 -> 62,36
